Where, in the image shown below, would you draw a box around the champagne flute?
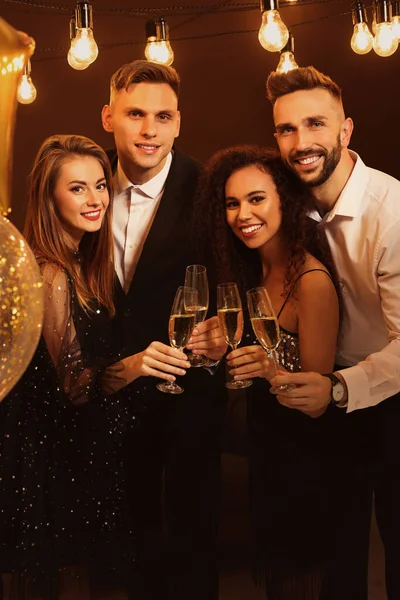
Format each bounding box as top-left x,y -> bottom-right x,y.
156,286 -> 197,395
246,286 -> 295,394
217,282 -> 252,390
184,264 -> 209,367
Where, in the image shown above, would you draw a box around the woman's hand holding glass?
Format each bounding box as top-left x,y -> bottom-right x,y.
246,286 -> 295,394
226,344 -> 276,382
217,282 -> 252,390
101,340 -> 190,395
157,286 -> 197,395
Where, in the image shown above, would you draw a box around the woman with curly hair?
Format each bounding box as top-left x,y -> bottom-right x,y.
192,145 -> 343,600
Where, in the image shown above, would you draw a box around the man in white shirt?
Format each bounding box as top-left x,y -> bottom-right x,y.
101,60 -> 226,600
266,66 -> 400,599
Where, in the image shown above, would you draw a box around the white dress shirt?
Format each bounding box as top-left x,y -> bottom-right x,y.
309,151 -> 400,413
113,152 -> 173,291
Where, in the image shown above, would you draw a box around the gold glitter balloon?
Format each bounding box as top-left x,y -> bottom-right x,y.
0,217 -> 43,401
0,19 -> 42,401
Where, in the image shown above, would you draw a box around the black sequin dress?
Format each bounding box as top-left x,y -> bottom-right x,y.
0,263 -> 135,597
246,270 -> 341,599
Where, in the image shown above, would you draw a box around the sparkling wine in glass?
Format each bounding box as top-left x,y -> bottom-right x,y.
246,286 -> 295,394
217,282 -> 252,390
184,264 -> 209,367
156,286 -> 197,395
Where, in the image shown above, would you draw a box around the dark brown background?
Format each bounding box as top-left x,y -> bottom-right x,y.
2,0 -> 400,231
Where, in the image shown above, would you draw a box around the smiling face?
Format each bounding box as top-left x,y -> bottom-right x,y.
225,165 -> 282,251
273,88 -> 353,187
102,82 -> 181,184
53,156 -> 109,246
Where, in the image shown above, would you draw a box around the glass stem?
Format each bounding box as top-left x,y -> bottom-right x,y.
231,343 -> 239,380
271,348 -> 280,374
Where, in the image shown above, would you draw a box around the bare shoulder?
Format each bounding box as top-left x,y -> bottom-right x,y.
296,255 -> 336,302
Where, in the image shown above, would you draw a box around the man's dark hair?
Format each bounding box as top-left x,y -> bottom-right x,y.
266,66 -> 342,106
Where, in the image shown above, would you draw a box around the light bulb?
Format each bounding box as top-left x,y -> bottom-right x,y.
258,10 -> 289,52
17,73 -> 36,104
373,22 -> 398,56
276,51 -> 298,73
392,15 -> 400,40
67,48 -> 90,70
68,27 -> 98,68
145,40 -> 174,66
351,22 -> 374,54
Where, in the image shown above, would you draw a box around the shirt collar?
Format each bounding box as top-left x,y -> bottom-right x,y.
114,151 -> 173,199
309,150 -> 369,223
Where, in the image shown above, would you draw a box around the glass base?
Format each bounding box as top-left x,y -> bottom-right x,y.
226,379 -> 253,390
187,352 -> 208,368
269,383 -> 296,395
156,381 -> 184,395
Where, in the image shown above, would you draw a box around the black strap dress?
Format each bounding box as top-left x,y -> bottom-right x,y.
246,269 -> 340,599
0,263 -> 135,598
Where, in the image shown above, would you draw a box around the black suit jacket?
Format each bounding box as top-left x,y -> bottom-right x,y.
107,148 -> 224,401
107,148 -> 200,356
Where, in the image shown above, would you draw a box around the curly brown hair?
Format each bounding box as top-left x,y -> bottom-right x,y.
192,144 -> 338,302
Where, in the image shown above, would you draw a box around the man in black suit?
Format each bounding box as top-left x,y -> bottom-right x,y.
101,60 -> 226,600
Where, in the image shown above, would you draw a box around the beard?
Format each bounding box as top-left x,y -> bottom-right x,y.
287,134 -> 342,187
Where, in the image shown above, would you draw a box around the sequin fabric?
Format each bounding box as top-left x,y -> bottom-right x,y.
245,326 -> 301,374
0,262 -> 136,595
276,327 -> 301,373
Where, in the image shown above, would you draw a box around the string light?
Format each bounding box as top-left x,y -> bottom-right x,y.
68,1 -> 98,70
392,0 -> 400,39
373,0 -> 398,56
68,16 -> 89,70
145,20 -> 158,62
17,59 -> 37,104
371,0 -> 377,34
144,17 -> 174,66
276,32 -> 298,72
258,0 -> 289,52
4,0 -> 398,75
351,1 -> 373,54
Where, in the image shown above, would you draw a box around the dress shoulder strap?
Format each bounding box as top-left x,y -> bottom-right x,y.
277,268 -> 332,319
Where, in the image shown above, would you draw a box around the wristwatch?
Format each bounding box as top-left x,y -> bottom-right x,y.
323,373 -> 345,406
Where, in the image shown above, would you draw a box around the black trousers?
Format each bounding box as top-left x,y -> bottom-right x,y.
123,377 -> 226,600
322,392 -> 400,600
